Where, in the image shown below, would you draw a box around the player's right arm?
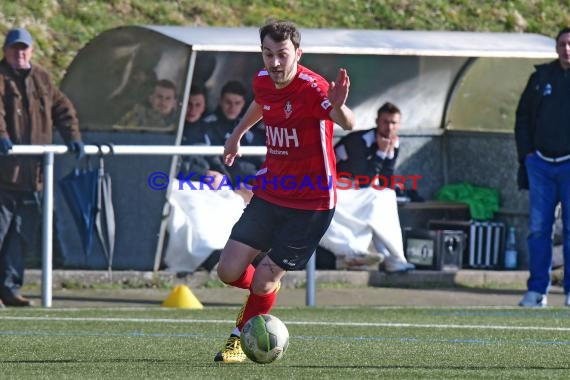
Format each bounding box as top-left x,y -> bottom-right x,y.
223,100 -> 263,166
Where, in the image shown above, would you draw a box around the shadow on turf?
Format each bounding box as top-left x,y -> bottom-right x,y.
451,286 -> 566,296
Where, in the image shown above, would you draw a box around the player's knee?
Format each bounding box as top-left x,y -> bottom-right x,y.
216,263 -> 236,284
250,281 -> 278,295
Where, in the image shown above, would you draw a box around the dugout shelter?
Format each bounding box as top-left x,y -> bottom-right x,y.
57,25 -> 555,270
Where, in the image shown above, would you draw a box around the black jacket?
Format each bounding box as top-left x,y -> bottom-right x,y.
515,60 -> 570,161
179,120 -> 228,180
335,128 -> 399,187
514,60 -> 570,189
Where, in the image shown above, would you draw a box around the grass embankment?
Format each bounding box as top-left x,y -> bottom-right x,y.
1,1 -> 568,82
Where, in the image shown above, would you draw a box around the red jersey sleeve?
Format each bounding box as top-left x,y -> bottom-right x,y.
300,72 -> 333,121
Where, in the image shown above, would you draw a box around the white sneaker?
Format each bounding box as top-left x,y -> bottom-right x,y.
383,256 -> 415,273
565,293 -> 570,307
340,253 -> 381,270
518,291 -> 547,307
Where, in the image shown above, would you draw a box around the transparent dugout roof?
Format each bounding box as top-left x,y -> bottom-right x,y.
61,26 -> 556,134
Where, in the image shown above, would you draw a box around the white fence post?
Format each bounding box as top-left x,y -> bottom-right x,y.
41,152 -> 55,307
10,145 -> 320,308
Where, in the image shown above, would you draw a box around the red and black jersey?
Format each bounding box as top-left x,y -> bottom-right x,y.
251,64 -> 336,210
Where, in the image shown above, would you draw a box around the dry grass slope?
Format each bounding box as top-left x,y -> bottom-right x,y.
0,0 -> 568,82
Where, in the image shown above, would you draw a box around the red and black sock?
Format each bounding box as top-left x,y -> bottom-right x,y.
237,286 -> 278,330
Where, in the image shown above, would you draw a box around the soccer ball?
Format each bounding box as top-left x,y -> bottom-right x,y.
240,314 -> 289,364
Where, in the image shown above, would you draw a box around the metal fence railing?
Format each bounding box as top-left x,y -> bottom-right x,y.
8,145 -> 317,307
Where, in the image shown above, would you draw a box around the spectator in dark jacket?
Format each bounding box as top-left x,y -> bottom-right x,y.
515,27 -> 570,308
336,102 -> 400,185
202,80 -> 265,188
330,102 -> 414,273
180,83 -> 209,173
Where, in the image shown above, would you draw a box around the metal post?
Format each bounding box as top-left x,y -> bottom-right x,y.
153,49 -> 198,273
305,251 -> 316,307
41,152 -> 54,308
11,144 -> 266,308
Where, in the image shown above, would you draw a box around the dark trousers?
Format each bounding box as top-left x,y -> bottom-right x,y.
0,190 -> 41,299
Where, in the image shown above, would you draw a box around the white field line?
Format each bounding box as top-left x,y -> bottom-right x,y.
1,316 -> 570,332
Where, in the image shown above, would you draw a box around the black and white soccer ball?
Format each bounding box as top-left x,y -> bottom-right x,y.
240,314 -> 289,364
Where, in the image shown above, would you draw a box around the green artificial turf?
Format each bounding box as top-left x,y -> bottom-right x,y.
1,306 -> 569,379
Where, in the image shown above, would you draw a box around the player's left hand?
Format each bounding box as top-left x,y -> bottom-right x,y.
328,68 -> 350,108
223,134 -> 241,166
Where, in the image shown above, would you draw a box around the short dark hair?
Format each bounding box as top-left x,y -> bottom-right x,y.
190,83 -> 206,97
221,80 -> 246,97
377,102 -> 401,118
556,27 -> 570,43
155,79 -> 177,97
189,83 -> 207,111
259,20 -> 301,50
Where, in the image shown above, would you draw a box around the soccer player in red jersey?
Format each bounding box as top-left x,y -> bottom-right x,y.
213,20 -> 354,362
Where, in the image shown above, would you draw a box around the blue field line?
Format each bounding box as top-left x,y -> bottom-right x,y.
428,310 -> 570,318
295,335 -> 570,346
1,329 -> 570,347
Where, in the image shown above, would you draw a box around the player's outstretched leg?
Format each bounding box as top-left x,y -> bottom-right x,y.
213,265 -> 255,363
214,282 -> 281,363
